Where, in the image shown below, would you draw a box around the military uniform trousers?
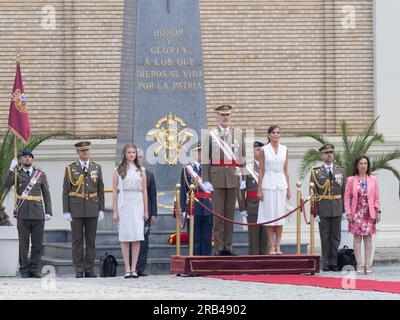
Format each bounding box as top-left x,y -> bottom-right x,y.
212,188 -> 236,252
246,204 -> 267,255
136,225 -> 150,273
17,218 -> 45,275
185,199 -> 213,256
318,216 -> 342,268
70,217 -> 98,273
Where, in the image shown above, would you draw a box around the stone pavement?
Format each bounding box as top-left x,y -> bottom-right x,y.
0,264 -> 399,300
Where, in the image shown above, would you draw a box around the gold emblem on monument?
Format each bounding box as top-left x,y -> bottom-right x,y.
147,113 -> 193,165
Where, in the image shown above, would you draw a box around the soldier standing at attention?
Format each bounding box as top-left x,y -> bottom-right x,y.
310,144 -> 346,272
63,141 -> 105,278
238,141 -> 267,255
201,105 -> 246,256
4,150 -> 52,278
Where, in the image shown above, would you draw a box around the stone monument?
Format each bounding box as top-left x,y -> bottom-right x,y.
117,0 -> 207,192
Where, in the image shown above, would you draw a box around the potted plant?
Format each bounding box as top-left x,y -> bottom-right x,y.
0,130 -> 65,276
297,116 -> 400,263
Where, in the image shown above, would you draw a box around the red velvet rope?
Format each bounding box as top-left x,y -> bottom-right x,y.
300,198 -> 311,225
193,197 -> 310,226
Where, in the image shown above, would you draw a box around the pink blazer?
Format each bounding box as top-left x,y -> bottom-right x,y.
344,175 -> 380,219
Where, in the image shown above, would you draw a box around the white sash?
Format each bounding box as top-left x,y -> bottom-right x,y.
246,164 -> 259,184
185,164 -> 209,194
209,129 -> 238,163
15,170 -> 42,213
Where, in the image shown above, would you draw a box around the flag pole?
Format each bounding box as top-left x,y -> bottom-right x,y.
13,136 -> 17,210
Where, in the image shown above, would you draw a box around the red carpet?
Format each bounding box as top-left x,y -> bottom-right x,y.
207,274 -> 400,294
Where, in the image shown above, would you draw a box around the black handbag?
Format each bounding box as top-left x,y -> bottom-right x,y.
99,252 -> 118,277
337,245 -> 357,270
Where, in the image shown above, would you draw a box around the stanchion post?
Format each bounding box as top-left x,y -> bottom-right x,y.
309,182 -> 315,255
189,184 -> 195,257
296,181 -> 302,255
175,183 -> 181,256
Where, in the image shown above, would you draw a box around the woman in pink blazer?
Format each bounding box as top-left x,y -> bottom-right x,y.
344,156 -> 381,275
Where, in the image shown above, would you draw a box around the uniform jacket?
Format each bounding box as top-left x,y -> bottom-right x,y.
180,164 -> 212,216
4,167 -> 52,220
238,161 -> 260,215
201,126 -> 246,189
309,164 -> 346,217
62,160 -> 104,218
145,169 -> 157,218
344,175 -> 380,219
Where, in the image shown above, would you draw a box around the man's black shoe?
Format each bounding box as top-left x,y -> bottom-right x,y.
137,272 -> 148,277
322,266 -> 330,272
21,273 -> 30,278
225,251 -> 237,256
76,272 -> 84,278
84,272 -> 98,278
29,271 -> 41,278
330,266 -> 339,272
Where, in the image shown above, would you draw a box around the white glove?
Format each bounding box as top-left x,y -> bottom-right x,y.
181,211 -> 189,220
203,181 -> 214,192
9,158 -> 18,171
98,210 -> 104,222
64,212 -> 72,222
45,214 -> 51,221
240,211 -> 248,217
240,180 -> 246,190
314,215 -> 321,223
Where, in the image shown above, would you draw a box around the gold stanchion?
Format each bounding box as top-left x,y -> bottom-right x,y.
296,181 -> 302,255
189,184 -> 195,257
175,183 -> 181,256
309,182 -> 315,255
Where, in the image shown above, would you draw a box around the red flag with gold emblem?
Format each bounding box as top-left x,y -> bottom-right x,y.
8,61 -> 30,142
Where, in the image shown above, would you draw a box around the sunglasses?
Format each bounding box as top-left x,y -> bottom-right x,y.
323,151 -> 334,154
79,149 -> 90,152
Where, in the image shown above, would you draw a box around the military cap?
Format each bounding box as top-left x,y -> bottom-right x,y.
20,150 -> 34,158
253,141 -> 265,148
74,141 -> 91,150
319,143 -> 335,153
191,142 -> 202,151
215,104 -> 232,115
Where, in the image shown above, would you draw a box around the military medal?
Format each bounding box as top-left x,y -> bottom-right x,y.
90,170 -> 98,183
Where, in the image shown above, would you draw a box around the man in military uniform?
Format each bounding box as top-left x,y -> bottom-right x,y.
4,150 -> 52,278
63,141 -> 104,278
201,104 -> 246,256
310,144 -> 346,271
239,141 -> 267,255
180,142 -> 213,256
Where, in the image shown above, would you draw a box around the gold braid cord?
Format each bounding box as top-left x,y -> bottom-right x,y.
67,166 -> 84,194
311,169 -> 331,202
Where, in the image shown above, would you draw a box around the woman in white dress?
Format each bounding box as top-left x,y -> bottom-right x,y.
113,144 -> 148,278
257,125 -> 291,254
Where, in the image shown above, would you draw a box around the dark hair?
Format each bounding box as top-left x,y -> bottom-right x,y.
117,144 -> 142,179
267,125 -> 281,144
352,155 -> 371,176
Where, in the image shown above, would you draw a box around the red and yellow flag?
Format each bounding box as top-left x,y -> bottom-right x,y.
8,61 -> 30,142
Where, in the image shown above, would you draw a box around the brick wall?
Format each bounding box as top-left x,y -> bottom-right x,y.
0,0 -> 374,138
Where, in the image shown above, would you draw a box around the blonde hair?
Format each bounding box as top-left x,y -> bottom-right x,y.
117,144 -> 142,179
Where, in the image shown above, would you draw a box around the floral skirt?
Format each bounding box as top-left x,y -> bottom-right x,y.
348,206 -> 376,236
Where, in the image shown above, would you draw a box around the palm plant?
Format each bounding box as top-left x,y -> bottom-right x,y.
297,116 -> 400,184
0,130 -> 67,225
